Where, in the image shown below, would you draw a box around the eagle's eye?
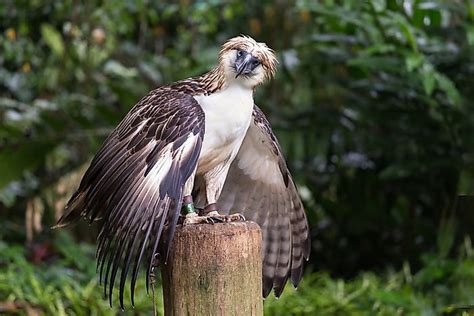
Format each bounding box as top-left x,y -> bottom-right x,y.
252,59 -> 261,67
236,50 -> 244,58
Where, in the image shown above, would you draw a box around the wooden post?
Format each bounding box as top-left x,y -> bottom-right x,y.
161,221 -> 263,316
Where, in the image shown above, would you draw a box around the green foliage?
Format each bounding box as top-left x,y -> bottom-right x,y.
1,235 -> 474,315
0,233 -> 160,315
265,237 -> 474,315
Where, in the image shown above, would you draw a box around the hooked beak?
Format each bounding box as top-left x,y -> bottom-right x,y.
235,51 -> 260,78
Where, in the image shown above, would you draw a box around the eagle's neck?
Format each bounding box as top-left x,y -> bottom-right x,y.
172,64 -> 254,96
198,66 -> 227,95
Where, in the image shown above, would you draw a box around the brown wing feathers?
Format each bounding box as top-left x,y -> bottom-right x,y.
56,88 -> 204,308
288,179 -> 311,286
217,105 -> 310,298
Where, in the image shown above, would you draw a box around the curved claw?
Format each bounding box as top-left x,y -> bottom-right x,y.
226,213 -> 246,222
207,216 -> 225,224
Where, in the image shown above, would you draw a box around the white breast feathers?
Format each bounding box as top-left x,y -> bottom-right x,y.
194,84 -> 254,174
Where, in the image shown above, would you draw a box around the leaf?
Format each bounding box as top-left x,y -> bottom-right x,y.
435,72 -> 462,106
40,24 -> 65,57
362,43 -> 396,55
420,63 -> 435,96
405,53 -> 423,72
397,18 -> 418,52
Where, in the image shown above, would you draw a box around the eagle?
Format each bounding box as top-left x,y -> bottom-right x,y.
55,35 -> 310,308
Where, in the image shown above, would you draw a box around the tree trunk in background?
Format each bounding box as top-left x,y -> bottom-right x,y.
161,222 -> 263,316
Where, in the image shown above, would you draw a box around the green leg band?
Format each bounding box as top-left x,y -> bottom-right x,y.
183,203 -> 196,214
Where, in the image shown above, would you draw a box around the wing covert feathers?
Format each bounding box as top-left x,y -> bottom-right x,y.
217,105 -> 310,298
56,88 -> 204,308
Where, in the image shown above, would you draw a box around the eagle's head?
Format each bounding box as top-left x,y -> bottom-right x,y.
219,35 -> 278,88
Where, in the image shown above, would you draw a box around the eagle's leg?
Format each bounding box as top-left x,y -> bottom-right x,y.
181,171 -> 223,225
181,169 -> 206,225
182,195 -> 196,215
200,168 -> 245,222
181,195 -> 207,225
182,164 -> 245,224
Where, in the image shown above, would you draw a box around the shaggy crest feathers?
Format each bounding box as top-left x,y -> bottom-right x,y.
170,36 -> 278,95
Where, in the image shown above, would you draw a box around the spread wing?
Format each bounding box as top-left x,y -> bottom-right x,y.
217,105 -> 310,297
55,88 -> 205,308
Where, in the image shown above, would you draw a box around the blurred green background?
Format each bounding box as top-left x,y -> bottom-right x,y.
1,0 -> 474,315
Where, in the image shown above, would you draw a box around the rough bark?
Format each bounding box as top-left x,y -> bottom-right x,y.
161,221 -> 263,316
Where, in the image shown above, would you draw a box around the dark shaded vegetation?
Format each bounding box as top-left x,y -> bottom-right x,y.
1,0 -> 473,314
2,232 -> 474,315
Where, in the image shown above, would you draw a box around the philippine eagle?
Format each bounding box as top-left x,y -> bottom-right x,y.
55,35 -> 310,307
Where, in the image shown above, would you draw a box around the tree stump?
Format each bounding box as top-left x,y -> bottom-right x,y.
161,221 -> 263,316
